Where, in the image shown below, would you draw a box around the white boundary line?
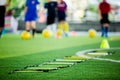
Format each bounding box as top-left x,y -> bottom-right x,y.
93,58 -> 120,63
76,48 -> 120,63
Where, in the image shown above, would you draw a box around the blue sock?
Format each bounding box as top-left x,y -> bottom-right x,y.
105,27 -> 108,37
101,26 -> 105,37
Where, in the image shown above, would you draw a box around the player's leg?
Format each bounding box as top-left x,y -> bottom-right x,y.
63,21 -> 69,36
51,23 -> 57,34
58,21 -> 63,31
25,21 -> 30,32
104,23 -> 109,38
101,24 -> 105,37
63,22 -> 69,32
50,13 -> 56,33
61,12 -> 69,36
58,12 -> 63,31
46,24 -> 52,30
46,14 -> 54,31
31,21 -> 36,37
0,27 -> 2,38
0,6 -> 5,38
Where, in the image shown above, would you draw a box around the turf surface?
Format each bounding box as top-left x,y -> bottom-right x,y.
0,33 -> 120,80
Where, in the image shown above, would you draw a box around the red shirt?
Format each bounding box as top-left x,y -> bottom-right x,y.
99,1 -> 111,14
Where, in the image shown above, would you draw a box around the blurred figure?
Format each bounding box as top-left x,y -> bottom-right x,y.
6,9 -> 14,16
24,0 -> 40,37
6,9 -> 18,34
57,0 -> 69,36
98,0 -> 112,38
38,6 -> 46,23
0,0 -> 11,38
44,0 -> 57,34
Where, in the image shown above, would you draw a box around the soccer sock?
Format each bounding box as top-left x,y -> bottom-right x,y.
52,23 -> 57,33
32,29 -> 36,37
101,26 -> 105,37
47,24 -> 52,31
63,22 -> 69,33
105,27 -> 108,37
63,22 -> 69,36
58,23 -> 63,31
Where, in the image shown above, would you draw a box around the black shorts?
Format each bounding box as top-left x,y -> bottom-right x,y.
47,12 -> 56,25
0,6 -> 6,27
58,11 -> 66,22
100,14 -> 110,24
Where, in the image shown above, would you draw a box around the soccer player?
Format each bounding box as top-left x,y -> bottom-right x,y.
24,0 -> 40,37
98,0 -> 112,38
44,0 -> 57,34
57,0 -> 69,37
0,0 -> 11,38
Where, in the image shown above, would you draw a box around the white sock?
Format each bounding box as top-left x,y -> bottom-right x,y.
52,23 -> 57,33
46,24 -> 52,31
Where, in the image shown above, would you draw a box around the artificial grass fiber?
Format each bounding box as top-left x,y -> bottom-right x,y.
0,34 -> 120,80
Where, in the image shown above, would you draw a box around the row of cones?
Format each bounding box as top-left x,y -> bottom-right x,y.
100,39 -> 110,49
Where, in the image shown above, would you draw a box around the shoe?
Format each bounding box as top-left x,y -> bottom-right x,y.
63,32 -> 69,37
105,34 -> 108,38
101,34 -> 104,37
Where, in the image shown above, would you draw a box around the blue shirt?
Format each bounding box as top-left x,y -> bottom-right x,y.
26,0 -> 40,13
25,0 -> 40,21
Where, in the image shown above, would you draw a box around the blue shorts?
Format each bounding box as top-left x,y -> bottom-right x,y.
25,11 -> 37,22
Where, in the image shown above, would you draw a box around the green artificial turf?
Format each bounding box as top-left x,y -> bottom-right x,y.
100,49 -> 120,60
0,33 -> 120,80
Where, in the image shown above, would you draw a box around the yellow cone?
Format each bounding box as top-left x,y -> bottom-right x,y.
100,39 -> 110,49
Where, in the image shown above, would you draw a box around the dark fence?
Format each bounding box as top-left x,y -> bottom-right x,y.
18,20 -> 120,33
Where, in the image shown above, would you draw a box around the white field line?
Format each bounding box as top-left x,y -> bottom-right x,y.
76,48 -> 120,56
76,48 -> 120,63
93,58 -> 120,63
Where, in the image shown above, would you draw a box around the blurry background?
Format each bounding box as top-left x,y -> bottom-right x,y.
5,0 -> 120,33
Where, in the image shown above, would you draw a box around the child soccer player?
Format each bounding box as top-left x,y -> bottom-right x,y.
57,0 -> 69,36
24,0 -> 40,37
44,0 -> 57,34
98,0 -> 111,38
0,0 -> 11,38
